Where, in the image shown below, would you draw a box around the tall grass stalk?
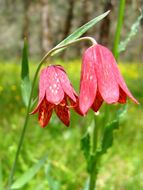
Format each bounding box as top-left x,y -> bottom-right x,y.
113,0 -> 126,59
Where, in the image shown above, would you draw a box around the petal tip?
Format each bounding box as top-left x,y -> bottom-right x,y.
65,122 -> 70,127
132,98 -> 139,105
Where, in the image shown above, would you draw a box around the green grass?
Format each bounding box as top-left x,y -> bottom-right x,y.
0,60 -> 143,190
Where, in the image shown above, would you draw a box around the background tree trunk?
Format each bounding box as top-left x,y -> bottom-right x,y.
99,0 -> 113,46
81,0 -> 92,49
61,0 -> 75,59
140,0 -> 143,63
62,0 -> 75,40
40,0 -> 53,54
22,0 -> 31,39
81,0 -> 91,30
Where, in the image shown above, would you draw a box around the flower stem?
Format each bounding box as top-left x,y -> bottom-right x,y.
112,0 -> 126,60
7,61 -> 43,190
89,169 -> 97,190
7,36 -> 96,189
89,116 -> 98,190
41,36 -> 97,62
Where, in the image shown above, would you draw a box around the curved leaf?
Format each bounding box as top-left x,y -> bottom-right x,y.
52,10 -> 110,55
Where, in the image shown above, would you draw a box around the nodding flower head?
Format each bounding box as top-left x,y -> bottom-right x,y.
31,65 -> 79,127
79,44 -> 138,115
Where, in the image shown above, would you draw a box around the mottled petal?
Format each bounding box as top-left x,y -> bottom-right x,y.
79,47 -> 97,114
69,96 -> 84,116
92,90 -> 103,112
109,53 -> 139,104
93,44 -> 119,103
35,69 -> 48,108
55,98 -> 70,126
38,99 -> 53,128
118,87 -> 127,103
45,66 -> 64,104
55,66 -> 77,102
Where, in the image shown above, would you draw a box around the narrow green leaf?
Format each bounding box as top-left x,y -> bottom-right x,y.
52,10 -> 110,55
119,10 -> 143,53
11,154 -> 48,189
0,161 -> 3,190
21,39 -> 31,107
21,39 -> 29,80
81,132 -> 91,163
45,164 -> 61,190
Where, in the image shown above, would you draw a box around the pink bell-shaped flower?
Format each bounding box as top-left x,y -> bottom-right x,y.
79,44 -> 138,115
31,65 -> 78,127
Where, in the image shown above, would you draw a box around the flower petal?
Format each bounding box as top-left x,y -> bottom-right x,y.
118,87 -> 127,103
109,54 -> 139,104
35,69 -> 48,108
92,90 -> 103,112
55,98 -> 70,126
38,99 -> 53,128
93,44 -> 119,103
55,66 -> 77,102
79,47 -> 97,114
45,66 -> 64,104
69,96 -> 84,116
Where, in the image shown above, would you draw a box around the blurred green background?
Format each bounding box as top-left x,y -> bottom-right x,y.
0,0 -> 143,189
0,60 -> 143,189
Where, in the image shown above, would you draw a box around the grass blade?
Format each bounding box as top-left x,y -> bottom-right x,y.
21,39 -> 31,107
45,164 -> 61,190
11,154 -> 47,189
0,161 -> 3,190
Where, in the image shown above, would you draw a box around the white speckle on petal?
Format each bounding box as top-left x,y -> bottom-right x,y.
86,73 -> 89,79
53,84 -> 57,88
54,90 -> 58,94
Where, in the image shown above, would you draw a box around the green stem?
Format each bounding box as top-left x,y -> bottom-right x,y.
41,36 -> 97,62
89,169 -> 97,190
7,36 -> 96,189
112,0 -> 126,60
92,118 -> 98,153
89,116 -> 98,190
7,61 -> 42,190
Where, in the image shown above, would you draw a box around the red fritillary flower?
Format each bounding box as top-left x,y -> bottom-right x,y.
31,65 -> 78,127
79,44 -> 138,115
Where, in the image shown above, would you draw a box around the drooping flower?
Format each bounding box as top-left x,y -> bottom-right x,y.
31,65 -> 78,127
79,44 -> 138,115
